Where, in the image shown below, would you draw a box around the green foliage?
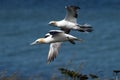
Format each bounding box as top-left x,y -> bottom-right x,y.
59,68 -> 88,80
0,68 -> 119,80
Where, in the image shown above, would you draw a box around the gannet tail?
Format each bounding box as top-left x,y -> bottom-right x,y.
77,24 -> 93,32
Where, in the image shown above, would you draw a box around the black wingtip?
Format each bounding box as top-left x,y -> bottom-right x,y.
69,40 -> 76,44
47,54 -> 57,64
69,5 -> 80,9
74,14 -> 78,18
47,59 -> 54,64
66,5 -> 80,9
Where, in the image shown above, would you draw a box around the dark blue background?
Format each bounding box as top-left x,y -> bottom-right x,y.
0,0 -> 120,79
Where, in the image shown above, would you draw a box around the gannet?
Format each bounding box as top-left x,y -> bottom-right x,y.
31,30 -> 83,63
49,5 -> 93,33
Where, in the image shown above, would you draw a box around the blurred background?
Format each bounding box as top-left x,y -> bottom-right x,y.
0,0 -> 120,79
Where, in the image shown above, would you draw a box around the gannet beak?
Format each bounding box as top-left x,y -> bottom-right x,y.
48,21 -> 56,26
48,22 -> 52,25
30,41 -> 37,45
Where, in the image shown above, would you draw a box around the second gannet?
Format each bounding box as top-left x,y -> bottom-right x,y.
49,5 -> 93,33
31,30 -> 83,63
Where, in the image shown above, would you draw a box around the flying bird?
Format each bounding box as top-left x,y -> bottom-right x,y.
49,5 -> 93,33
31,30 -> 83,63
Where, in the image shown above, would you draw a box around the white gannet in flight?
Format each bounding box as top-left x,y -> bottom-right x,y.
49,5 -> 93,33
31,30 -> 83,63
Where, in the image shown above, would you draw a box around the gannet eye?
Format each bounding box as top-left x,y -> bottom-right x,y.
45,35 -> 49,38
36,41 -> 39,43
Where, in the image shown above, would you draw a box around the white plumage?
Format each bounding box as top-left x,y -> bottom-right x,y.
31,5 -> 93,63
49,5 -> 93,33
31,30 -> 83,63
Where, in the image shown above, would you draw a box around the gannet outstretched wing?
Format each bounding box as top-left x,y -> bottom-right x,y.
64,5 -> 80,23
47,29 -> 71,63
47,42 -> 62,63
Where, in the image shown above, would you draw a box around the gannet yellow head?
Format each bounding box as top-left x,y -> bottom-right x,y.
48,21 -> 57,26
31,38 -> 45,45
